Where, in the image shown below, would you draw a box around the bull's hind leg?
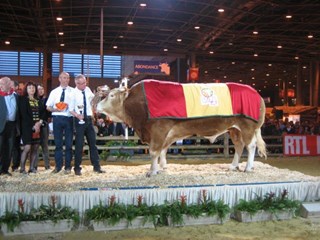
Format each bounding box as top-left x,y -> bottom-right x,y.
244,134 -> 257,172
229,128 -> 245,171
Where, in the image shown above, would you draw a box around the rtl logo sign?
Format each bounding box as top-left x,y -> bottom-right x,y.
283,135 -> 320,156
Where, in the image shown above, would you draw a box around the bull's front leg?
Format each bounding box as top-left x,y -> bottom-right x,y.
159,149 -> 168,171
146,150 -> 160,177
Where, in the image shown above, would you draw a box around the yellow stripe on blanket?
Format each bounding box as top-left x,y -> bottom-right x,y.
182,83 -> 233,118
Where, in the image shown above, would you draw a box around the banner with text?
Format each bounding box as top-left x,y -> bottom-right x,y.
283,134 -> 320,156
134,60 -> 170,75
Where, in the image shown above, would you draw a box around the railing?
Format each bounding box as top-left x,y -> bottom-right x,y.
47,134 -> 284,159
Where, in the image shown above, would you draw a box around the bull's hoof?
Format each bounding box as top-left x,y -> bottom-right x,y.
146,171 -> 158,177
229,165 -> 241,171
244,168 -> 254,172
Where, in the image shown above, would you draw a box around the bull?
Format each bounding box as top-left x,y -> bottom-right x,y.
96,80 -> 267,177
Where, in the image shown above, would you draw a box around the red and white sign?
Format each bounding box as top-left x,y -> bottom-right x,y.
283,135 -> 320,156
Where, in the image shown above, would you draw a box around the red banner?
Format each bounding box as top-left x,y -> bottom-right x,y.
283,134 -> 320,156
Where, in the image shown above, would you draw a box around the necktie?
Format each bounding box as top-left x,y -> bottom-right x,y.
60,88 -> 65,102
82,91 -> 87,117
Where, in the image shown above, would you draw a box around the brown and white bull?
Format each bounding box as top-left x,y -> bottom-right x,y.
96,80 -> 267,177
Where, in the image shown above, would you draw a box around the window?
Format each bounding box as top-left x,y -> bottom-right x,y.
63,53 -> 82,77
83,54 -> 102,78
0,51 -> 18,75
20,52 -> 43,76
103,55 -> 121,78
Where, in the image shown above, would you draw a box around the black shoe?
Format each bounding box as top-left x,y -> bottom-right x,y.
74,170 -> 82,176
20,170 -> 27,174
0,171 -> 12,176
28,169 -> 37,174
94,169 -> 105,174
51,169 -> 61,174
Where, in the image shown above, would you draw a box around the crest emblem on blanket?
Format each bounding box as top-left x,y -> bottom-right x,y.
200,88 -> 219,106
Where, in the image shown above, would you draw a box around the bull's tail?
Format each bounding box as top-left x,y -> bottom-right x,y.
255,128 -> 267,159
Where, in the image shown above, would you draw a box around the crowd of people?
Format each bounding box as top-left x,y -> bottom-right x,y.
0,72 -> 105,176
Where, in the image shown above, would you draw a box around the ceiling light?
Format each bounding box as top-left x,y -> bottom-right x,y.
218,9 -> 224,13
277,44 -> 282,49
5,41 -> 10,45
177,38 -> 182,42
119,35 -> 124,38
253,31 -> 258,35
251,68 -> 255,71
163,48 -> 168,52
294,56 -> 299,60
209,51 -> 214,54
140,3 -> 147,7
60,43 -> 65,46
254,53 -> 258,57
285,14 -> 292,19
127,21 -> 133,25
303,66 -> 307,69
232,62 -> 235,64
56,17 -> 63,21
58,32 -> 64,36
268,63 -> 272,66
266,73 -> 270,76
307,34 -> 313,39
113,46 -> 118,49
194,26 -> 200,30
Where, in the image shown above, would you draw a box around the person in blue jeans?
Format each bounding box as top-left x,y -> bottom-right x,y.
70,74 -> 105,176
46,72 -> 75,174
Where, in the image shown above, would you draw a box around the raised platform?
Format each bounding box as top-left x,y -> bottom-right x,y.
0,180 -> 319,216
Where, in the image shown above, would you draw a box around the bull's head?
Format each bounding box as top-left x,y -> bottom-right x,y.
96,86 -> 129,123
91,85 -> 110,113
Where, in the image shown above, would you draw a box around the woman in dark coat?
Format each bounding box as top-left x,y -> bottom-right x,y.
19,81 -> 45,173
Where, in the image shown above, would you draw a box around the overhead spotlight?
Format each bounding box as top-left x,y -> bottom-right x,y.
194,26 -> 200,30
140,3 -> 147,7
253,30 -> 258,35
127,21 -> 133,25
113,46 -> 118,49
209,51 -> 214,54
254,53 -> 258,57
294,56 -> 299,60
60,43 -> 65,46
5,41 -> 10,45
285,14 -> 292,19
277,44 -> 282,49
218,9 -> 224,13
58,32 -> 64,36
163,48 -> 168,52
56,16 -> 63,21
177,38 -> 182,42
307,34 -> 313,39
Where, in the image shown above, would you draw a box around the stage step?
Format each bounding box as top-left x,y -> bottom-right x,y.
300,202 -> 320,218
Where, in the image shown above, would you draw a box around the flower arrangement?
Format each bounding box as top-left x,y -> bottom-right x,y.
100,140 -> 137,161
159,190 -> 230,226
55,102 -> 68,110
0,195 -> 80,232
84,195 -> 160,227
233,189 -> 301,216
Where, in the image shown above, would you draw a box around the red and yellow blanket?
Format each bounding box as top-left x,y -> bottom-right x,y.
142,80 -> 261,122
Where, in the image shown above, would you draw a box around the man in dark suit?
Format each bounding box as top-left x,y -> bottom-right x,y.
0,77 -> 20,176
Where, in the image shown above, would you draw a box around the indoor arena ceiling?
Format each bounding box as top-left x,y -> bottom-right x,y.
0,0 -> 320,92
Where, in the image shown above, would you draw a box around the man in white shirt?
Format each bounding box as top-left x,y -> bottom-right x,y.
70,74 -> 105,175
46,72 -> 75,174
